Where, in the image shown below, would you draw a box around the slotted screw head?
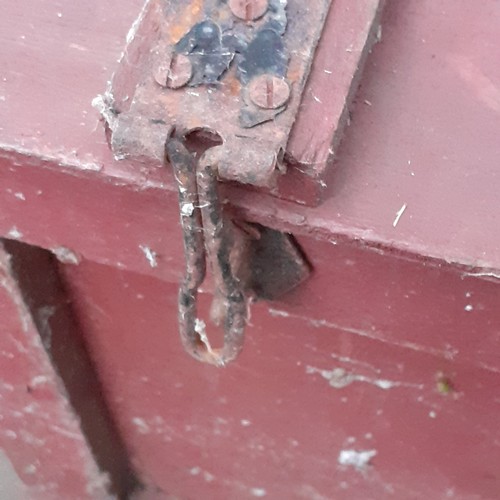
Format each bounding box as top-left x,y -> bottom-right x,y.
248,75 -> 291,109
154,54 -> 192,89
229,0 -> 269,21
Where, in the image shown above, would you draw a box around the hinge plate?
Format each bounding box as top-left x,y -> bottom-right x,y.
100,0 -> 332,187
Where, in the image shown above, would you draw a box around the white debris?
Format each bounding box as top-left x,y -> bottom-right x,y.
306,366 -> 422,391
132,417 -> 150,434
189,466 -> 201,476
30,375 -> 49,387
338,449 -> 377,470
393,203 -> 408,227
7,227 -> 23,239
181,202 -> 195,217
251,488 -> 267,497
52,247 -> 80,265
139,245 -> 158,268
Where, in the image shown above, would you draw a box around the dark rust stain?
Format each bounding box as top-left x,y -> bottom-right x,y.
104,0 -> 332,187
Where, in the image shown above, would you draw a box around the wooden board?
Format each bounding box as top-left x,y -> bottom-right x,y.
0,243 -> 111,499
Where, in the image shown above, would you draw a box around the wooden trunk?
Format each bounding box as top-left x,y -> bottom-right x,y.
1,0 -> 500,498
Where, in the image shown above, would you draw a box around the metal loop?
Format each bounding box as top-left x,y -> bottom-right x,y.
166,135 -> 247,366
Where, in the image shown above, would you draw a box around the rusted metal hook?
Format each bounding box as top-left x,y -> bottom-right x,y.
166,134 -> 248,366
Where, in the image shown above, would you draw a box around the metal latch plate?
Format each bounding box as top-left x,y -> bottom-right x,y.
102,0 -> 332,187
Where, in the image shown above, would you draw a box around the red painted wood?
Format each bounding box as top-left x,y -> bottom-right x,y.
1,0 -> 500,498
2,239 -> 141,497
0,244 -> 111,499
0,0 -> 499,271
281,0 -> 384,205
60,259 -> 500,499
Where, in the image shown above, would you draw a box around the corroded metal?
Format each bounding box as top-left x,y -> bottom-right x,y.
104,0 -> 332,187
166,133 -> 248,366
166,131 -> 310,365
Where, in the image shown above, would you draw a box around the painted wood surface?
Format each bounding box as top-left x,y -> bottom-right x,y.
60,258 -> 500,499
0,0 -> 499,498
0,243 -> 112,499
0,0 -> 499,270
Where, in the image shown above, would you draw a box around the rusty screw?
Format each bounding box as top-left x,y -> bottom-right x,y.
248,75 -> 291,109
229,0 -> 269,21
154,54 -> 192,89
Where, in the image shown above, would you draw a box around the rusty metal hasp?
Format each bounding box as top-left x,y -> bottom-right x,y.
98,0 -> 332,187
166,129 -> 310,366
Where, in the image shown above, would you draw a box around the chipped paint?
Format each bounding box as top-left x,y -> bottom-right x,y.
269,308 -> 460,362
139,245 -> 158,268
126,0 -> 152,45
330,353 -> 380,374
306,366 -> 424,391
464,270 -> 500,280
7,227 -> 23,239
203,471 -> 215,483
189,466 -> 215,483
132,417 -> 150,434
268,308 -> 291,318
30,375 -> 49,387
189,466 -> 201,476
251,487 -> 267,497
52,247 -> 80,265
338,449 -> 377,470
